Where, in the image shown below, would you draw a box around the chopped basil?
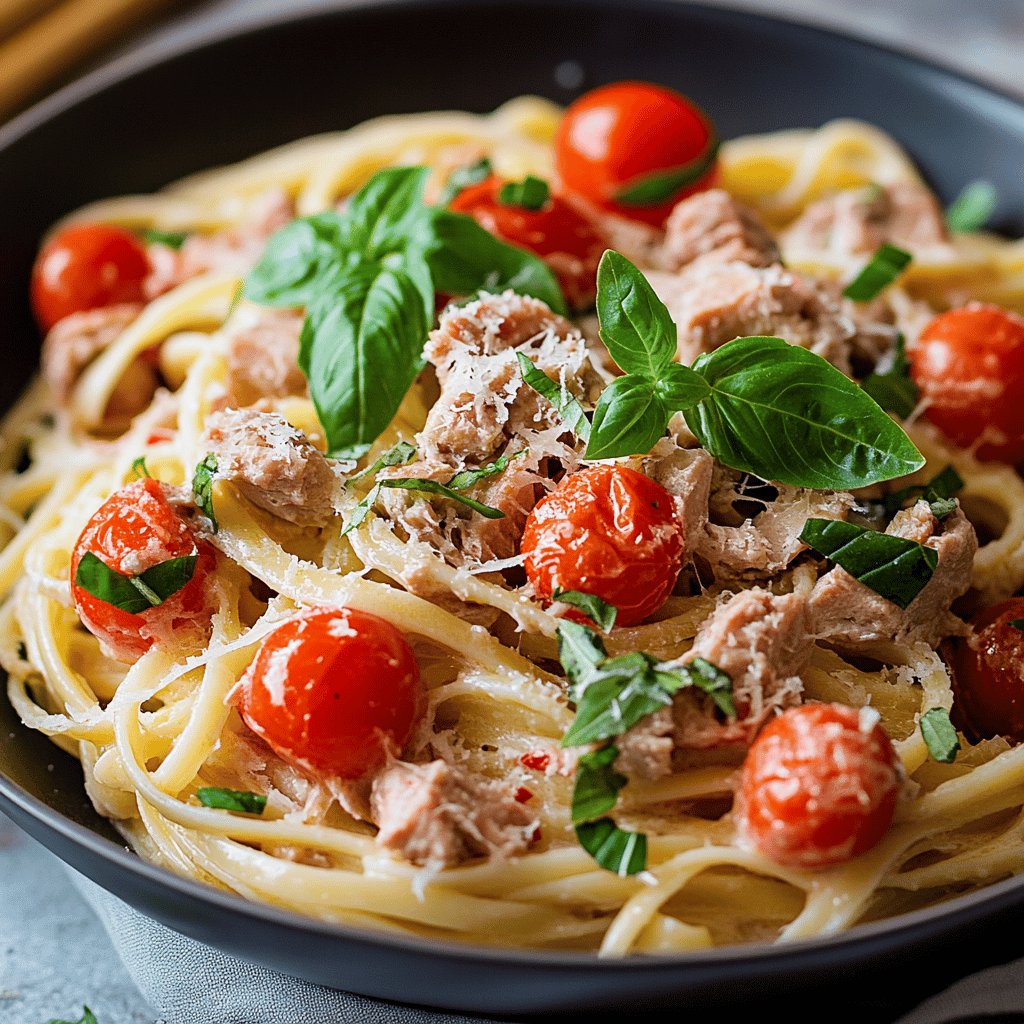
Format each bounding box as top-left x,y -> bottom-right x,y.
799,518 -> 937,609
575,818 -> 647,876
919,707 -> 960,764
130,456 -> 150,479
557,619 -> 607,698
684,657 -> 736,719
516,352 -> 591,441
614,139 -> 719,207
245,166 -> 564,458
379,477 -> 504,519
192,453 -> 218,532
346,440 -> 417,485
48,1007 -> 98,1024
143,228 -> 188,249
438,157 -> 493,206
946,181 -> 998,234
197,787 -> 267,814
446,449 -> 525,490
861,333 -> 919,419
498,175 -> 550,211
552,588 -> 617,632
1009,619 -> 1024,630
572,746 -> 627,824
75,552 -> 197,614
842,243 -> 912,301
341,482 -> 382,536
884,465 -> 964,520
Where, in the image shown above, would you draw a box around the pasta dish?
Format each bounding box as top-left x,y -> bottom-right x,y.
4,82 -> 1024,955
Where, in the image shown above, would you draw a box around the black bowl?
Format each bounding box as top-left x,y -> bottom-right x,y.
2,1 -> 1024,1017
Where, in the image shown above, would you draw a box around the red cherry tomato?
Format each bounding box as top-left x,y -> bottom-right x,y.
555,81 -> 719,227
910,304 -> 1024,463
70,478 -> 217,663
950,598 -> 1024,742
449,176 -> 607,308
737,703 -> 902,870
31,223 -> 149,332
521,465 -> 685,628
239,607 -> 424,779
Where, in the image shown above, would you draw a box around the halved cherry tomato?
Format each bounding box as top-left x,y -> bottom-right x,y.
736,703 -> 902,870
555,81 -> 718,227
910,304 -> 1024,463
950,598 -> 1024,742
239,607 -> 423,779
449,176 -> 607,308
521,465 -> 686,628
70,477 -> 217,663
31,223 -> 149,333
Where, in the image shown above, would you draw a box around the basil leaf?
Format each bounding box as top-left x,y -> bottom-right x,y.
516,353 -> 591,441
557,620 -> 607,700
861,333 -> 919,419
800,517 -> 938,609
686,336 -> 925,489
347,441 -> 417,485
446,449 -> 524,491
244,211 -> 347,307
342,166 -> 432,259
596,250 -> 677,378
341,483 -> 381,536
144,228 -> 188,249
575,818 -> 647,876
571,746 -> 626,823
946,181 -> 998,234
197,786 -> 268,814
438,157 -> 493,206
614,140 -> 719,207
884,464 -> 963,520
130,455 -> 150,479
74,552 -> 197,613
135,555 -> 198,603
300,260 -> 428,459
919,707 -> 960,764
842,243 -> 912,301
1009,619 -> 1024,630
192,453 -> 218,533
657,362 -> 711,410
552,588 -> 617,632
424,208 -> 566,314
682,657 -> 736,718
586,375 -> 667,459
380,478 -> 504,519
498,175 -> 550,211
48,1007 -> 98,1024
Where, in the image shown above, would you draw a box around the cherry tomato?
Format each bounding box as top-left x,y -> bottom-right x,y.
910,304 -> 1024,463
239,607 -> 424,780
70,477 -> 217,663
521,465 -> 685,628
449,176 -> 607,308
736,703 -> 902,870
31,223 -> 149,332
555,81 -> 719,227
950,598 -> 1024,742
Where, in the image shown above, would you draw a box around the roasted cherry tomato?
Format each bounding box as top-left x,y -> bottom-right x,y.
70,477 -> 217,663
555,81 -> 718,227
449,176 -> 607,308
31,223 -> 149,332
950,598 -> 1024,743
239,607 -> 424,779
736,703 -> 902,870
910,304 -> 1024,463
521,465 -> 686,628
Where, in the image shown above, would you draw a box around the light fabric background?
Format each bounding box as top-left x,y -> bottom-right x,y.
3,1 -> 1024,1022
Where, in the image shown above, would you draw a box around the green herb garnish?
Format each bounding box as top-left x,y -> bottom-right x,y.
143,228 -> 188,249
551,589 -> 617,632
883,465 -> 964,520
614,139 -> 719,207
192,453 -> 218,532
130,456 -> 150,479
197,787 -> 268,814
861,333 -> 919,419
346,440 -> 417,485
74,552 -> 197,614
946,181 -> 998,234
516,352 -> 591,441
842,243 -> 912,301
919,707 -> 960,764
498,175 -> 550,211
48,1008 -> 98,1024
438,157 -> 493,206
1009,619 -> 1024,630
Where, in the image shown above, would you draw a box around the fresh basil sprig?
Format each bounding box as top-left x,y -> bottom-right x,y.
919,707 -> 960,764
48,1007 -> 98,1024
245,166 -> 564,458
438,157 -> 493,206
799,518 -> 937,609
883,465 -> 963,520
499,175 -> 550,211
197,787 -> 268,814
946,181 -> 998,234
552,588 -> 617,632
842,243 -> 912,301
192,453 -> 219,532
582,251 -> 924,489
861,333 -> 919,419
516,353 -> 591,442
75,551 -> 198,614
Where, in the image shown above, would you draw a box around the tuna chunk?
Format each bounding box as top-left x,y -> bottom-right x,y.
809,501 -> 977,649
202,408 -> 337,526
370,760 -> 535,868
660,189 -> 780,271
640,439 -> 713,556
225,307 -> 306,404
783,181 -> 951,259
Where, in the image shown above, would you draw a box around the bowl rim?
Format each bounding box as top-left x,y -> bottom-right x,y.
3,0 -> 1024,974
